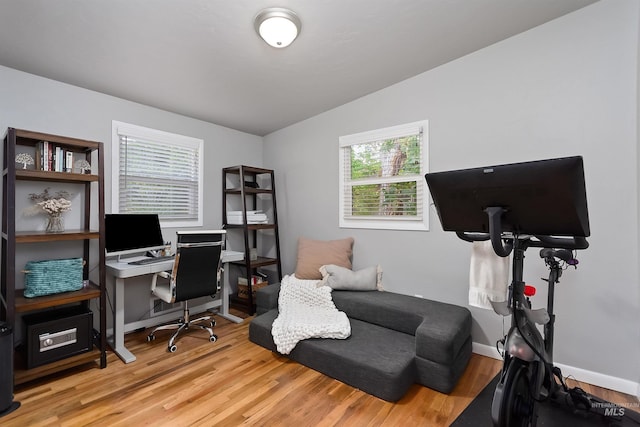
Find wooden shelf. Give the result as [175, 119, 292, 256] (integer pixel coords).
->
[224, 187, 273, 195]
[230, 296, 256, 312]
[13, 128, 101, 150]
[15, 169, 99, 183]
[224, 223, 277, 231]
[15, 282, 101, 313]
[14, 347, 103, 386]
[13, 229, 100, 243]
[223, 165, 274, 175]
[231, 256, 279, 269]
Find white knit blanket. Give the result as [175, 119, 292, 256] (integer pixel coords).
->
[271, 275, 351, 355]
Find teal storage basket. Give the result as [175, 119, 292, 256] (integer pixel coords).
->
[23, 257, 84, 298]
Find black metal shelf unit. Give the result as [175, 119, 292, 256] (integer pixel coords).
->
[222, 165, 282, 314]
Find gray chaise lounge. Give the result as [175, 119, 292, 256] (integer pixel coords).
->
[249, 283, 472, 402]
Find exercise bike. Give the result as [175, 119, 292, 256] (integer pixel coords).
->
[424, 156, 640, 426]
[459, 207, 637, 427]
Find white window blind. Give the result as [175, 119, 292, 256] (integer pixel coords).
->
[339, 120, 429, 231]
[112, 121, 203, 227]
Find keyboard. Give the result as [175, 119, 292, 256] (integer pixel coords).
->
[128, 255, 174, 265]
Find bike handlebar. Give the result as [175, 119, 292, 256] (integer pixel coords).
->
[533, 235, 588, 250]
[455, 206, 589, 257]
[456, 231, 490, 242]
[456, 231, 589, 251]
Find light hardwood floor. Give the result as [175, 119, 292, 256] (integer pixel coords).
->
[4, 311, 638, 426]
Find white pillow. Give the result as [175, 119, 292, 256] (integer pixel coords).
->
[319, 264, 383, 291]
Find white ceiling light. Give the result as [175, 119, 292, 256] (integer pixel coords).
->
[254, 8, 301, 48]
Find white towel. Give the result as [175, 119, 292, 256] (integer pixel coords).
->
[469, 240, 510, 309]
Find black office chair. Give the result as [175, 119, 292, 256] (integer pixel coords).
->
[147, 230, 226, 352]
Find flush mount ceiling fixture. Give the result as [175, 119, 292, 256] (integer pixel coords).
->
[254, 7, 301, 48]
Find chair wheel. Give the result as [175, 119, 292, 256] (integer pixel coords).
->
[147, 334, 155, 342]
[210, 320, 216, 327]
[209, 334, 218, 342]
[168, 345, 177, 353]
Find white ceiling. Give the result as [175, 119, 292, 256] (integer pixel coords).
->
[0, 0, 598, 136]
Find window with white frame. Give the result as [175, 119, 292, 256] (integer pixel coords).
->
[111, 121, 203, 227]
[339, 120, 429, 231]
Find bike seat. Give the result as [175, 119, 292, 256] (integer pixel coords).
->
[540, 248, 573, 262]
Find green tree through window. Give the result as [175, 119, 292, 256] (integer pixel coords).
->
[350, 135, 420, 216]
[339, 120, 429, 231]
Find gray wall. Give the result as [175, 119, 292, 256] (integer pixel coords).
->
[0, 65, 263, 324]
[264, 0, 640, 391]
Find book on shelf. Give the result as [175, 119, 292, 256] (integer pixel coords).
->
[34, 140, 75, 172]
[238, 275, 267, 286]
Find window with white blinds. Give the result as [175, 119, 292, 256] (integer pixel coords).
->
[111, 121, 203, 227]
[339, 120, 429, 231]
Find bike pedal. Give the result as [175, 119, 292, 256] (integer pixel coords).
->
[569, 387, 591, 410]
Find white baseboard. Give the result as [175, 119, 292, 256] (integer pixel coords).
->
[472, 341, 503, 360]
[472, 342, 640, 398]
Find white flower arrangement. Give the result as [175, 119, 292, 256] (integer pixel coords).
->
[37, 197, 72, 215]
[24, 188, 73, 216]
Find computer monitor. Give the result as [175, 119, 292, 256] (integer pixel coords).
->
[105, 214, 166, 259]
[424, 156, 590, 237]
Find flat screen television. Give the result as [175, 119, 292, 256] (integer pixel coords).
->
[105, 214, 165, 259]
[424, 156, 590, 237]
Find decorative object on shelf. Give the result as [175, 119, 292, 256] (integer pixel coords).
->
[23, 257, 84, 298]
[25, 188, 72, 233]
[237, 276, 268, 300]
[74, 159, 91, 174]
[15, 152, 34, 169]
[45, 213, 65, 233]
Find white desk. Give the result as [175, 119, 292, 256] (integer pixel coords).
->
[106, 250, 244, 363]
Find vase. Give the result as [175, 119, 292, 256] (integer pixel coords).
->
[45, 213, 64, 233]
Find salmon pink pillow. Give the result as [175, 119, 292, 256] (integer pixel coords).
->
[294, 237, 354, 280]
